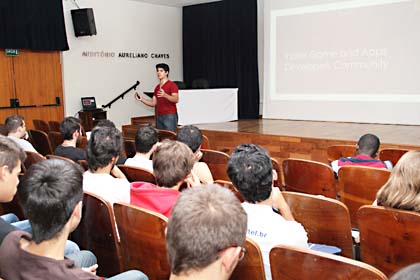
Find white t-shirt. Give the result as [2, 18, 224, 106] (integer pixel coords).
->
[242, 202, 308, 280]
[124, 155, 153, 173]
[7, 135, 38, 153]
[83, 171, 130, 205]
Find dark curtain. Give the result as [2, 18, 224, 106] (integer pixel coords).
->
[0, 0, 69, 50]
[183, 0, 260, 119]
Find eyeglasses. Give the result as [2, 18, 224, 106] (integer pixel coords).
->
[218, 246, 247, 262]
[238, 246, 247, 262]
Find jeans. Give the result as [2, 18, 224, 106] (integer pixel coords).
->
[1, 214, 32, 234]
[108, 270, 149, 280]
[156, 113, 178, 132]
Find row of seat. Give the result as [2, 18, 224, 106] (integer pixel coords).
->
[73, 190, 420, 279]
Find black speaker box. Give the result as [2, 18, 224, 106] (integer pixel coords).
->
[71, 8, 97, 37]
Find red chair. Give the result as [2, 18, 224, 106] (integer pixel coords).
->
[270, 245, 387, 280]
[282, 158, 337, 199]
[358, 206, 420, 276]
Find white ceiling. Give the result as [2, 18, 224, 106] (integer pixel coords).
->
[131, 0, 222, 8]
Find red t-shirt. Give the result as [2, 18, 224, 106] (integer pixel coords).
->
[337, 154, 387, 169]
[154, 80, 178, 116]
[130, 181, 180, 218]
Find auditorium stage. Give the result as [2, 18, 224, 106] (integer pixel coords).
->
[194, 119, 420, 163]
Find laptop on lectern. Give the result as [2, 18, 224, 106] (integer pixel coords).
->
[81, 97, 97, 111]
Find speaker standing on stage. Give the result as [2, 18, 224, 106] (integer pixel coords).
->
[135, 63, 179, 132]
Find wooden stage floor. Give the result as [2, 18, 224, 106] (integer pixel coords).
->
[194, 119, 420, 163]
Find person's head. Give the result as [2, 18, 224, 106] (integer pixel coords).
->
[156, 63, 170, 79]
[166, 184, 247, 279]
[390, 263, 420, 280]
[5, 115, 26, 137]
[0, 135, 26, 202]
[95, 119, 116, 129]
[177, 125, 202, 153]
[60, 117, 82, 141]
[153, 139, 194, 188]
[227, 144, 273, 203]
[87, 126, 122, 171]
[18, 159, 83, 244]
[376, 151, 420, 212]
[356, 134, 381, 158]
[135, 126, 158, 154]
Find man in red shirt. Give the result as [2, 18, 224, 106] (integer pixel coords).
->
[136, 63, 179, 132]
[331, 133, 393, 174]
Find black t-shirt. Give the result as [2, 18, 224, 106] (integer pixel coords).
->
[55, 145, 87, 163]
[0, 218, 16, 244]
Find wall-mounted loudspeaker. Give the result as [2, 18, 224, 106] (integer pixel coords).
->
[71, 8, 97, 37]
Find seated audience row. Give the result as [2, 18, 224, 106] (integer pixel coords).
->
[0, 135, 147, 279]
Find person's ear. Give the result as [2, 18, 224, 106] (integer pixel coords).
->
[73, 201, 83, 219]
[0, 166, 7, 181]
[220, 247, 242, 275]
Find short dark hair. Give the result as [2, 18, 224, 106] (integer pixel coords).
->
[95, 119, 116, 129]
[166, 184, 247, 275]
[0, 135, 26, 171]
[227, 144, 273, 203]
[87, 126, 122, 171]
[135, 126, 158, 154]
[5, 115, 24, 134]
[156, 63, 170, 73]
[153, 140, 194, 188]
[60, 117, 81, 140]
[18, 159, 83, 243]
[357, 133, 380, 157]
[177, 125, 202, 153]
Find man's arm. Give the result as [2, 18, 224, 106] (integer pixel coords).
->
[135, 93, 157, 107]
[272, 187, 295, 221]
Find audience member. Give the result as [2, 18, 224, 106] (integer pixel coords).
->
[166, 184, 247, 280]
[376, 150, 420, 212]
[0, 135, 101, 268]
[130, 139, 200, 217]
[177, 125, 214, 184]
[331, 133, 392, 173]
[124, 126, 158, 172]
[227, 144, 308, 280]
[5, 115, 39, 153]
[390, 263, 420, 280]
[55, 116, 87, 162]
[83, 126, 130, 205]
[0, 134, 28, 239]
[94, 119, 126, 164]
[0, 159, 148, 279]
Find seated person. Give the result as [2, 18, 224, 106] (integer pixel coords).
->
[0, 135, 98, 268]
[130, 140, 200, 218]
[0, 134, 29, 238]
[375, 150, 420, 212]
[227, 144, 308, 280]
[94, 119, 126, 165]
[331, 133, 392, 174]
[124, 126, 158, 173]
[5, 114, 39, 154]
[177, 125, 214, 184]
[166, 184, 247, 280]
[55, 116, 87, 162]
[0, 159, 148, 279]
[83, 126, 130, 205]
